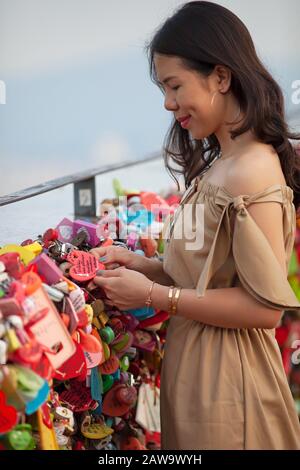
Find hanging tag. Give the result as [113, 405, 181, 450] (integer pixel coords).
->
[67, 251, 105, 282]
[90, 366, 103, 401]
[69, 287, 85, 313]
[21, 273, 75, 369]
[135, 382, 161, 433]
[63, 296, 79, 334]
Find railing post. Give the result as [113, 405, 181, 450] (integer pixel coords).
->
[74, 176, 96, 218]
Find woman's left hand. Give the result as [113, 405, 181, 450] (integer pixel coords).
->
[93, 267, 153, 310]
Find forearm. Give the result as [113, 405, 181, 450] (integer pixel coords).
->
[140, 257, 174, 286]
[151, 284, 282, 329]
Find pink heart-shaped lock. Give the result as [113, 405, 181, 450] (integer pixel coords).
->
[67, 251, 105, 282]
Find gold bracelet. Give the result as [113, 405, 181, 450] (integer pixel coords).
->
[171, 287, 182, 316]
[145, 281, 156, 308]
[168, 285, 175, 314]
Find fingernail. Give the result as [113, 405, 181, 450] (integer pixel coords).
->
[96, 270, 104, 276]
[99, 256, 107, 262]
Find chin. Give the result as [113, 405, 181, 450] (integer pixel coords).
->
[189, 129, 209, 140]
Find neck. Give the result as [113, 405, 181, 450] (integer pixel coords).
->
[214, 99, 257, 159]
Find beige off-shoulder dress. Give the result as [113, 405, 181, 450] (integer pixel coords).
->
[161, 175, 300, 450]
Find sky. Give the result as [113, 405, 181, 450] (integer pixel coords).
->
[0, 0, 299, 201]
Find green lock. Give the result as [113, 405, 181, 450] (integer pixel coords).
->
[100, 326, 115, 344]
[7, 424, 35, 450]
[102, 374, 114, 393]
[120, 356, 130, 372]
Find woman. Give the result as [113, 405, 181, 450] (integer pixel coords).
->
[92, 1, 300, 449]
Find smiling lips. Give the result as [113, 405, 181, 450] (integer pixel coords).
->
[177, 115, 191, 128]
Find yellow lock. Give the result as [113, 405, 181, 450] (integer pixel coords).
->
[0, 245, 36, 265]
[98, 311, 109, 327]
[102, 341, 111, 361]
[85, 304, 94, 323]
[92, 316, 102, 330]
[23, 241, 43, 257]
[6, 328, 21, 353]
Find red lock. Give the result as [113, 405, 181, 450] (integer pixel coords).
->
[67, 251, 105, 282]
[0, 252, 25, 279]
[42, 228, 58, 248]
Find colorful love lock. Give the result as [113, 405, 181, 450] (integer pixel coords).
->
[91, 299, 105, 317]
[115, 385, 137, 407]
[54, 341, 87, 381]
[133, 329, 156, 352]
[102, 384, 137, 417]
[0, 390, 18, 434]
[6, 423, 36, 450]
[22, 241, 43, 257]
[111, 332, 134, 357]
[102, 374, 114, 393]
[118, 312, 139, 332]
[0, 252, 25, 279]
[108, 317, 124, 337]
[76, 328, 104, 369]
[73, 220, 101, 248]
[59, 381, 96, 413]
[32, 253, 64, 285]
[21, 272, 75, 369]
[41, 228, 58, 248]
[119, 372, 129, 384]
[102, 341, 111, 361]
[67, 250, 105, 282]
[54, 406, 75, 433]
[99, 353, 120, 375]
[120, 356, 130, 372]
[0, 245, 36, 266]
[100, 326, 115, 344]
[81, 414, 114, 440]
[0, 297, 23, 317]
[7, 364, 50, 415]
[56, 218, 75, 243]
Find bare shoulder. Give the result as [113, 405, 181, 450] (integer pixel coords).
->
[225, 144, 287, 197]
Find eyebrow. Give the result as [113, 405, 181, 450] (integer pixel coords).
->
[157, 76, 178, 85]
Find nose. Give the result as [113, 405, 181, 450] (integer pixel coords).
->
[164, 94, 178, 112]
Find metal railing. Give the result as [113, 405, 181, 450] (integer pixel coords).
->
[0, 151, 162, 217]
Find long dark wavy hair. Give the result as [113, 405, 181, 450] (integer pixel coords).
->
[145, 1, 300, 210]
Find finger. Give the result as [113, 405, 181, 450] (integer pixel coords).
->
[96, 267, 126, 278]
[92, 276, 110, 288]
[97, 246, 128, 266]
[90, 247, 107, 258]
[104, 262, 121, 270]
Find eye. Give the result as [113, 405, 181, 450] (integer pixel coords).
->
[171, 86, 180, 91]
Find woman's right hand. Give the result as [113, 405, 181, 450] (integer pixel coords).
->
[90, 245, 147, 273]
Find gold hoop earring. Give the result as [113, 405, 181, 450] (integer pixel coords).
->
[210, 90, 219, 107]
